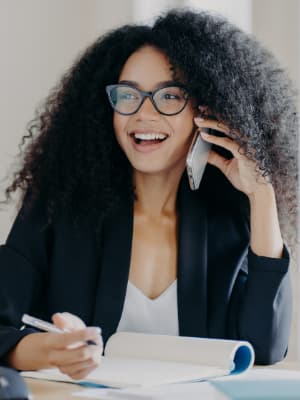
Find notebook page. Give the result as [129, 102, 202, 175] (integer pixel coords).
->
[22, 357, 229, 387]
[85, 357, 229, 387]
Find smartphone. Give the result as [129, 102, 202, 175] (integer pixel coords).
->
[186, 128, 212, 191]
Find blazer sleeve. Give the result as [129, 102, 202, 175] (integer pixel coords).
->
[0, 196, 52, 363]
[228, 244, 292, 365]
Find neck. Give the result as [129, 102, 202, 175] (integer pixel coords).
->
[133, 165, 185, 218]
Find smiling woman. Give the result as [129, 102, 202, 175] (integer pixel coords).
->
[0, 8, 298, 379]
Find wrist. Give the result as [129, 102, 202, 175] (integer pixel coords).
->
[248, 182, 275, 205]
[248, 183, 283, 258]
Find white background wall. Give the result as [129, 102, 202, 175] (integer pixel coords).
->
[0, 0, 299, 358]
[0, 0, 108, 232]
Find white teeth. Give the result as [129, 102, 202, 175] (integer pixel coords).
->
[133, 132, 167, 140]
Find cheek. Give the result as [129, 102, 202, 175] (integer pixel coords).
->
[170, 109, 195, 137]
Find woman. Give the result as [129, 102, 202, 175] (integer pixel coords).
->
[0, 9, 297, 379]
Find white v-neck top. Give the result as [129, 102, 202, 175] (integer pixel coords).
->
[116, 280, 179, 336]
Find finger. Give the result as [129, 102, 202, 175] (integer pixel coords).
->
[49, 341, 102, 366]
[48, 327, 102, 350]
[52, 313, 70, 331]
[200, 131, 241, 158]
[194, 117, 230, 135]
[207, 150, 230, 174]
[66, 364, 99, 381]
[59, 358, 98, 377]
[65, 328, 103, 350]
[52, 312, 86, 331]
[89, 334, 103, 347]
[62, 312, 87, 329]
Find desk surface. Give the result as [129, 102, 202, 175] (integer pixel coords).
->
[26, 361, 300, 400]
[26, 379, 81, 400]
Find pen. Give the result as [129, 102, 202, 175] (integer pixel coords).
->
[21, 313, 100, 346]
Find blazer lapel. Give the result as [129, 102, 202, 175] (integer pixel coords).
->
[177, 174, 208, 338]
[92, 200, 133, 344]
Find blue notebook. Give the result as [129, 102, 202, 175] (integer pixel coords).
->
[211, 380, 300, 399]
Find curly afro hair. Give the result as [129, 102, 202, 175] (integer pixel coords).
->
[2, 8, 298, 248]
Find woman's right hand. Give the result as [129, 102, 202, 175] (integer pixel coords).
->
[7, 312, 103, 380]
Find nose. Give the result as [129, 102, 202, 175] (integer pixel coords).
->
[135, 96, 160, 120]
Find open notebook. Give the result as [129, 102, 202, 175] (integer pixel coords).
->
[22, 332, 254, 388]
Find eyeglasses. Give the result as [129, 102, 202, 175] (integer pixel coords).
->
[105, 84, 189, 116]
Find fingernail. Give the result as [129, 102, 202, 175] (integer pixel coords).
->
[194, 117, 204, 122]
[87, 327, 102, 335]
[201, 131, 210, 138]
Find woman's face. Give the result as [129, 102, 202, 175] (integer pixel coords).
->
[113, 45, 196, 176]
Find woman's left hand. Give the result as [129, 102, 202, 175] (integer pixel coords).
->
[194, 117, 283, 258]
[194, 117, 272, 198]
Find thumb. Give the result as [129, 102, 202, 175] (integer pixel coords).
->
[52, 312, 86, 331]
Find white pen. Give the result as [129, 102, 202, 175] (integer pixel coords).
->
[21, 313, 100, 345]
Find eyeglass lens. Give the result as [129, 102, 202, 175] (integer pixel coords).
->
[108, 85, 188, 115]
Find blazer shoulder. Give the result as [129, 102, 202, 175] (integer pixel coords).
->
[6, 191, 49, 240]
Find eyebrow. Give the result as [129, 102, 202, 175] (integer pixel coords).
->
[118, 79, 183, 89]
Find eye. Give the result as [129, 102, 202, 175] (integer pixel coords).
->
[118, 92, 138, 100]
[162, 93, 180, 100]
[156, 87, 186, 102]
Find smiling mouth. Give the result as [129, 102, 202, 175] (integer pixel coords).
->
[129, 132, 169, 145]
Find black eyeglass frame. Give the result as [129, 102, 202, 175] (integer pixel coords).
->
[105, 83, 190, 116]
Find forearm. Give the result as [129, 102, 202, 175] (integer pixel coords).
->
[7, 332, 52, 370]
[237, 248, 291, 364]
[248, 184, 283, 258]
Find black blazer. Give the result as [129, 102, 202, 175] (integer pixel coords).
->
[0, 168, 292, 365]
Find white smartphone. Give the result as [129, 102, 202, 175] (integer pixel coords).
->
[186, 128, 211, 190]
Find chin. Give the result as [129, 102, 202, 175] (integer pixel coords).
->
[131, 159, 185, 177]
[130, 160, 169, 175]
